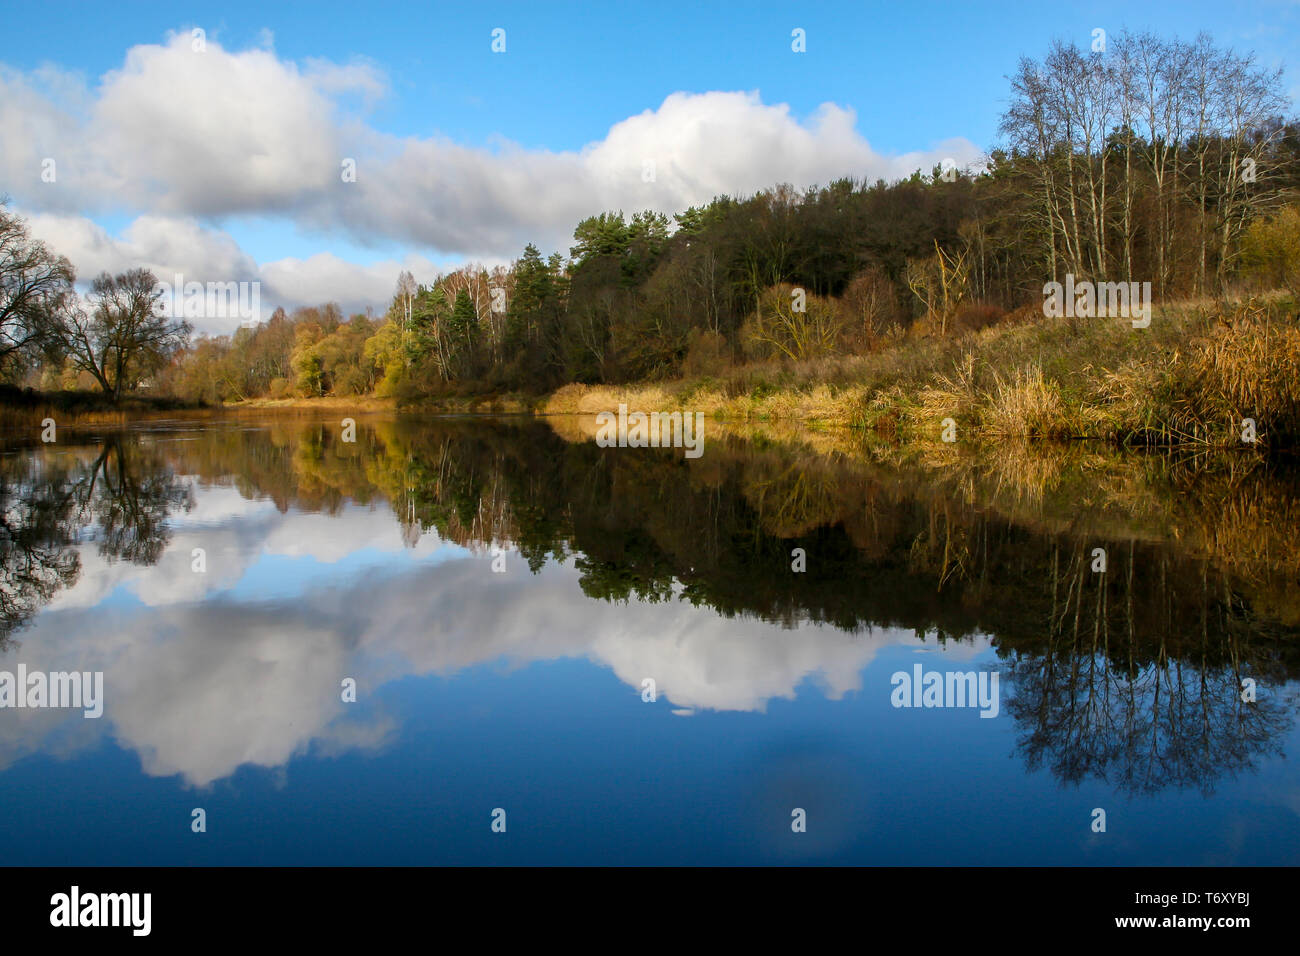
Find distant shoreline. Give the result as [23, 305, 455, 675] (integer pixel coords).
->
[6, 293, 1297, 450]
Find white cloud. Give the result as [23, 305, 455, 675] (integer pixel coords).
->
[18, 212, 449, 332]
[0, 31, 983, 303]
[89, 36, 364, 217]
[25, 213, 258, 283]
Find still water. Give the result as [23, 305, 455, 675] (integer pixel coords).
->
[1, 416, 1297, 864]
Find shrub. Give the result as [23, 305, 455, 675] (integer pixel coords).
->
[740, 284, 843, 362]
[1240, 205, 1300, 295]
[681, 329, 732, 377]
[951, 303, 1006, 334]
[838, 264, 900, 351]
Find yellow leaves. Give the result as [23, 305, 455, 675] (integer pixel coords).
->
[740, 283, 843, 362]
[905, 239, 971, 336]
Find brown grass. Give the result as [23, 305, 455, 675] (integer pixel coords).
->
[540, 295, 1300, 447]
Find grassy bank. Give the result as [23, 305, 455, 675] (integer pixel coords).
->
[0, 387, 527, 430]
[0, 389, 402, 432]
[233, 392, 542, 416]
[8, 295, 1297, 446]
[398, 392, 540, 415]
[542, 295, 1300, 447]
[0, 385, 213, 430]
[229, 394, 398, 413]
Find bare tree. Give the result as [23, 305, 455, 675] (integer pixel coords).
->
[906, 240, 970, 335]
[0, 202, 76, 374]
[1001, 32, 1289, 297]
[53, 269, 192, 400]
[393, 270, 417, 368]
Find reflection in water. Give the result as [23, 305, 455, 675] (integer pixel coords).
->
[0, 436, 192, 645]
[1, 417, 1297, 813]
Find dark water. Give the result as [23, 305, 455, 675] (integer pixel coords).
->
[1, 416, 1298, 865]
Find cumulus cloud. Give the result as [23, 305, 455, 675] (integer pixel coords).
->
[3, 32, 371, 218]
[3, 31, 982, 241]
[25, 213, 259, 283]
[19, 211, 450, 332]
[0, 30, 983, 323]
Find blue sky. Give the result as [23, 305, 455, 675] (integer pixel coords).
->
[9, 1, 1298, 151]
[1, 0, 1295, 328]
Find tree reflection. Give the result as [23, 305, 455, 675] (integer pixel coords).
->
[3, 417, 1297, 795]
[1007, 645, 1291, 796]
[0, 433, 192, 645]
[85, 436, 193, 565]
[0, 453, 83, 645]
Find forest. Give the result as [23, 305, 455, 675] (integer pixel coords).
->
[3, 31, 1298, 409]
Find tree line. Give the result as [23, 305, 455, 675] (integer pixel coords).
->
[1, 30, 1296, 403]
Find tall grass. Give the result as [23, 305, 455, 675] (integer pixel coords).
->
[541, 295, 1300, 447]
[0, 385, 214, 433]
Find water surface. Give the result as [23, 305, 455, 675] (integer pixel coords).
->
[1, 417, 1297, 864]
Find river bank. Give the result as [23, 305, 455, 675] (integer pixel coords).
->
[7, 296, 1296, 448]
[540, 295, 1300, 448]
